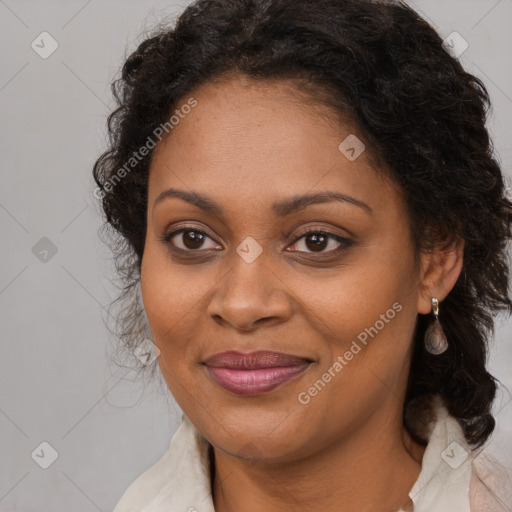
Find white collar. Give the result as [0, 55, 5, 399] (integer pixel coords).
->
[404, 396, 472, 511]
[114, 395, 472, 512]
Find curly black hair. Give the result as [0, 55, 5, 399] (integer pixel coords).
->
[92, 0, 512, 448]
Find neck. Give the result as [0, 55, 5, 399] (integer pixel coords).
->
[211, 406, 426, 512]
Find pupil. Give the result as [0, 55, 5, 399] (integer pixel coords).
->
[184, 231, 204, 249]
[306, 233, 327, 252]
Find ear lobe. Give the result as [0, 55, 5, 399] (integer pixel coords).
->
[417, 237, 465, 315]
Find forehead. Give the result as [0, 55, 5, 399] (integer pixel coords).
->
[148, 76, 401, 216]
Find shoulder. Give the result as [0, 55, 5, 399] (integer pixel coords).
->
[112, 414, 214, 512]
[405, 394, 512, 512]
[469, 449, 512, 512]
[112, 415, 191, 512]
[112, 440, 176, 512]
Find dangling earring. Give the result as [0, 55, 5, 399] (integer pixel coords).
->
[424, 297, 448, 355]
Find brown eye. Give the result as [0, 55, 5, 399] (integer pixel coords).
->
[182, 230, 206, 249]
[288, 229, 352, 255]
[163, 228, 221, 251]
[303, 232, 329, 252]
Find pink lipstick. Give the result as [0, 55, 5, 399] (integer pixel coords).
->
[203, 350, 311, 395]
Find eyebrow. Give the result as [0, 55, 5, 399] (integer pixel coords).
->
[153, 187, 373, 217]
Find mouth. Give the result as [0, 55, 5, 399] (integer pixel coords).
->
[203, 350, 313, 395]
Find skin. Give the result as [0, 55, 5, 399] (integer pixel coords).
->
[140, 74, 464, 512]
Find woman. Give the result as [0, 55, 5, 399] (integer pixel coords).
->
[93, 0, 512, 510]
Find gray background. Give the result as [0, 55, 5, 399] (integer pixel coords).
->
[1, 1, 511, 510]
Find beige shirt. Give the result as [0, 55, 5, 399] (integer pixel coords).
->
[113, 396, 511, 511]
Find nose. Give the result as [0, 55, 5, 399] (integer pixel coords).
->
[206, 249, 293, 332]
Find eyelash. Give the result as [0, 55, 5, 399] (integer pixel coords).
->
[159, 225, 353, 257]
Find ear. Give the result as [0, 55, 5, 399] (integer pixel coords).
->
[417, 237, 465, 315]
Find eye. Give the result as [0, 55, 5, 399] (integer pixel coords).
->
[161, 227, 221, 251]
[287, 229, 352, 254]
[160, 225, 352, 256]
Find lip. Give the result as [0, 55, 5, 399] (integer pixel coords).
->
[203, 350, 312, 395]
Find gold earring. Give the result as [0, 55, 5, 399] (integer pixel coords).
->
[424, 297, 448, 355]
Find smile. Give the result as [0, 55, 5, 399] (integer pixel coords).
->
[203, 350, 312, 395]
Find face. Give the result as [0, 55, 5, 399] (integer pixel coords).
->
[141, 75, 425, 463]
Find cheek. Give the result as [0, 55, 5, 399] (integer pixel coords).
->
[140, 246, 205, 365]
[296, 245, 418, 395]
[140, 238, 210, 325]
[299, 253, 414, 346]
[140, 258, 201, 405]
